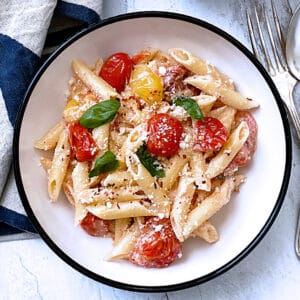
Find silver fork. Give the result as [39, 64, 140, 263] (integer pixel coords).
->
[247, 3, 300, 259]
[247, 3, 300, 141]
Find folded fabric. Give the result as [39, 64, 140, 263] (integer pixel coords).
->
[0, 0, 103, 237]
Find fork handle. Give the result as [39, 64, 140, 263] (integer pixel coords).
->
[296, 208, 300, 258]
[286, 89, 300, 141]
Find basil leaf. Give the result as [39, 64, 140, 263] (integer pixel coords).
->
[80, 98, 120, 128]
[173, 96, 204, 120]
[136, 145, 165, 178]
[89, 151, 119, 178]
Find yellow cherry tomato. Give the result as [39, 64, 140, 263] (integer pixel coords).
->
[130, 65, 164, 104]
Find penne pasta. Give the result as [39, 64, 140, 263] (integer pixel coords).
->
[114, 218, 132, 243]
[184, 75, 259, 110]
[171, 164, 196, 242]
[108, 221, 140, 260]
[92, 124, 109, 155]
[40, 157, 52, 173]
[161, 152, 189, 193]
[63, 94, 97, 123]
[93, 57, 104, 75]
[190, 152, 211, 192]
[206, 121, 250, 178]
[120, 123, 147, 162]
[168, 48, 234, 89]
[89, 124, 110, 187]
[192, 94, 217, 115]
[209, 105, 236, 133]
[86, 201, 156, 220]
[191, 220, 219, 243]
[34, 122, 64, 150]
[126, 151, 170, 217]
[102, 171, 134, 187]
[48, 128, 70, 202]
[72, 161, 90, 224]
[77, 186, 145, 205]
[183, 178, 235, 239]
[71, 59, 120, 99]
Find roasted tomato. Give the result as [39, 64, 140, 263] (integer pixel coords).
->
[80, 212, 110, 237]
[223, 111, 258, 176]
[128, 217, 182, 268]
[194, 117, 228, 152]
[130, 65, 164, 104]
[68, 122, 98, 162]
[132, 49, 154, 65]
[99, 52, 133, 93]
[147, 113, 183, 157]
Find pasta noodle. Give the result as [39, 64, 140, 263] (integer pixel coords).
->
[35, 47, 258, 268]
[191, 221, 219, 243]
[71, 59, 120, 100]
[183, 178, 235, 239]
[34, 122, 64, 150]
[171, 163, 196, 242]
[168, 48, 234, 89]
[47, 128, 70, 202]
[184, 75, 259, 110]
[206, 121, 250, 178]
[72, 161, 90, 224]
[126, 151, 170, 216]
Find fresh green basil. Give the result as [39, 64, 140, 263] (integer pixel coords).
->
[173, 96, 204, 120]
[89, 151, 119, 178]
[136, 145, 165, 178]
[80, 98, 120, 128]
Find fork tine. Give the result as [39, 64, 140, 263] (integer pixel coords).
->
[271, 0, 286, 58]
[254, 6, 274, 74]
[264, 9, 285, 72]
[246, 10, 260, 59]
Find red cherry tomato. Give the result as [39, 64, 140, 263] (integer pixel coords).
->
[99, 52, 133, 93]
[194, 117, 228, 152]
[128, 217, 182, 268]
[68, 123, 98, 162]
[147, 113, 183, 157]
[80, 212, 110, 237]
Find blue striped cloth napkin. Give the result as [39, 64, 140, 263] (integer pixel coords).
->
[0, 0, 103, 238]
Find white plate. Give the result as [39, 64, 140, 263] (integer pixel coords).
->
[13, 12, 291, 292]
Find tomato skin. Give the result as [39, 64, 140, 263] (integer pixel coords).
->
[147, 113, 183, 157]
[194, 117, 228, 152]
[128, 217, 182, 268]
[99, 52, 133, 93]
[80, 212, 110, 237]
[68, 123, 98, 162]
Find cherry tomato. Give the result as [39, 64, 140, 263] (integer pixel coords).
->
[147, 113, 183, 157]
[99, 52, 133, 93]
[128, 217, 182, 268]
[223, 112, 258, 176]
[194, 117, 228, 152]
[80, 212, 110, 237]
[68, 122, 98, 162]
[131, 49, 153, 65]
[130, 65, 164, 104]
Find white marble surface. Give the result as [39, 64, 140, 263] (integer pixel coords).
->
[1, 0, 300, 299]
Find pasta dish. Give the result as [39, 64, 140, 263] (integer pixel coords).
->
[34, 48, 258, 268]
